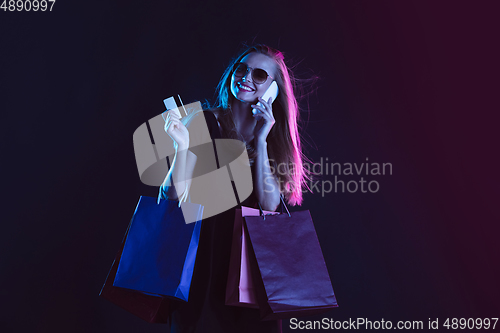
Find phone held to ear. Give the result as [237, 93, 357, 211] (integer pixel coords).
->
[252, 81, 279, 115]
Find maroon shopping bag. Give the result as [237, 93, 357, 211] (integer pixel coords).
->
[100, 241, 171, 323]
[226, 207, 278, 308]
[243, 202, 338, 320]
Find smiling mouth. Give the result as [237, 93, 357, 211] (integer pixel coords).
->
[238, 83, 254, 92]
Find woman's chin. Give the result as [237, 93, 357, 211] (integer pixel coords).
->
[233, 94, 257, 105]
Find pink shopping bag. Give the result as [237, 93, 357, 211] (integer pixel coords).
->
[225, 206, 278, 308]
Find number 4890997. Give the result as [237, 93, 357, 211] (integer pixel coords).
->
[1, 0, 56, 11]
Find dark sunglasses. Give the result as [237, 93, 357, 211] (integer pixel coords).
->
[232, 62, 273, 85]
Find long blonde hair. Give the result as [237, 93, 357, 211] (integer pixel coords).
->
[213, 44, 309, 206]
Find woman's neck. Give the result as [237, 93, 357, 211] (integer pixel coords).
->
[230, 99, 257, 143]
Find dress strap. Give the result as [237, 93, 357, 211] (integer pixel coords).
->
[202, 110, 223, 139]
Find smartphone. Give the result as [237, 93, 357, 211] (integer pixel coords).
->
[252, 81, 279, 114]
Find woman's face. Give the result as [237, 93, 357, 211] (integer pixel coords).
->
[230, 52, 278, 104]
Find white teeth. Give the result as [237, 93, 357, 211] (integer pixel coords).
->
[239, 83, 252, 91]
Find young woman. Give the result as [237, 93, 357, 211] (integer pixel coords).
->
[159, 44, 309, 333]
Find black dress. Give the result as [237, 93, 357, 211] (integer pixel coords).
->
[163, 111, 282, 333]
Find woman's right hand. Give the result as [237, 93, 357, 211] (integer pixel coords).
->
[163, 110, 189, 150]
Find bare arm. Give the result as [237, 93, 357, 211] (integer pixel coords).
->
[158, 111, 197, 201]
[159, 147, 197, 201]
[251, 96, 282, 211]
[254, 140, 281, 211]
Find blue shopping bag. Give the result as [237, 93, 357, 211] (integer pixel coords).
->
[112, 196, 203, 302]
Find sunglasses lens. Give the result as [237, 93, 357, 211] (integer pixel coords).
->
[253, 69, 268, 84]
[233, 63, 269, 84]
[233, 63, 247, 77]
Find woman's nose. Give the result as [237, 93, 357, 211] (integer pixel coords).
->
[241, 71, 252, 83]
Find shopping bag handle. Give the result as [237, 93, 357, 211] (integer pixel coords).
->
[257, 195, 291, 220]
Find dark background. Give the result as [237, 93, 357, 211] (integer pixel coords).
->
[2, 1, 499, 332]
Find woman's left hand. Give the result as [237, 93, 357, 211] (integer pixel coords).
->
[251, 97, 275, 146]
